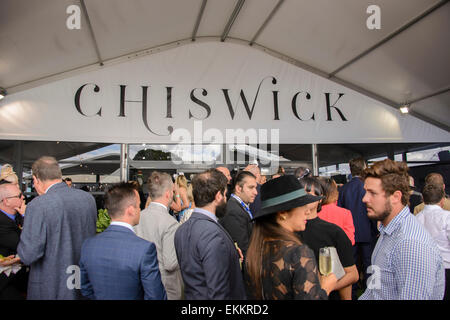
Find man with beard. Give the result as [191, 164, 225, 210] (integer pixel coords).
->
[134, 171, 182, 300]
[174, 169, 246, 299]
[359, 159, 445, 300]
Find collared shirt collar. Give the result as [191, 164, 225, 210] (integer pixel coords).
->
[194, 207, 218, 223]
[151, 201, 168, 211]
[110, 221, 136, 234]
[231, 193, 249, 208]
[45, 181, 61, 194]
[423, 204, 442, 210]
[231, 193, 253, 219]
[379, 206, 410, 236]
[0, 209, 16, 222]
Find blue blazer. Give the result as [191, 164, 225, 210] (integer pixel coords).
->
[175, 212, 246, 300]
[80, 225, 167, 300]
[338, 177, 378, 243]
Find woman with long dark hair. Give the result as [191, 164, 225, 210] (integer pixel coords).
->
[245, 175, 337, 300]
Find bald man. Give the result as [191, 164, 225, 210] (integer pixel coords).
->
[216, 166, 232, 200]
[0, 181, 28, 299]
[216, 167, 231, 183]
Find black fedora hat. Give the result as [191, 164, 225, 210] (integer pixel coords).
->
[254, 175, 323, 220]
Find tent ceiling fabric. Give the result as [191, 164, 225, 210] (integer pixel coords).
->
[1, 0, 449, 132]
[0, 141, 111, 167]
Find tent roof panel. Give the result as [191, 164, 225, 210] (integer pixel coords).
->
[255, 0, 438, 73]
[0, 0, 98, 88]
[336, 3, 450, 104]
[83, 0, 201, 60]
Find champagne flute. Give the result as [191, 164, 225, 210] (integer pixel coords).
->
[319, 247, 332, 276]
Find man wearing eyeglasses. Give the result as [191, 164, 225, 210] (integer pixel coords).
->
[0, 181, 27, 299]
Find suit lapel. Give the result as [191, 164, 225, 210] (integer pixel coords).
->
[192, 211, 236, 246]
[230, 197, 251, 220]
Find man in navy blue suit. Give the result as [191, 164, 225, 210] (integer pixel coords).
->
[175, 169, 246, 300]
[338, 158, 378, 299]
[80, 182, 166, 300]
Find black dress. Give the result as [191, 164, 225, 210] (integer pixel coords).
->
[245, 239, 328, 300]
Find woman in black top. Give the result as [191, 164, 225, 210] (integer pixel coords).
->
[297, 177, 359, 300]
[245, 175, 337, 300]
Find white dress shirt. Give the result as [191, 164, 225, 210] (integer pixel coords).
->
[110, 221, 136, 234]
[416, 204, 450, 269]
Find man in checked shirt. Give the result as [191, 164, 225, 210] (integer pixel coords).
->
[359, 159, 445, 300]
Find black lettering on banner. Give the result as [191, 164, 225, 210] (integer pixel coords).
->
[119, 85, 173, 136]
[74, 83, 102, 117]
[166, 86, 173, 118]
[292, 91, 314, 121]
[189, 88, 211, 120]
[272, 90, 280, 120]
[222, 76, 277, 120]
[325, 93, 347, 121]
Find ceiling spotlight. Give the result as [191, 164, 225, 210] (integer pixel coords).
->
[399, 105, 409, 114]
[0, 87, 6, 100]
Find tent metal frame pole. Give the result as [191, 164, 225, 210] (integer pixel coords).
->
[191, 0, 208, 41]
[409, 86, 450, 105]
[328, 0, 449, 77]
[311, 144, 319, 176]
[14, 141, 23, 189]
[120, 143, 129, 182]
[221, 0, 246, 42]
[249, 0, 285, 46]
[79, 0, 104, 66]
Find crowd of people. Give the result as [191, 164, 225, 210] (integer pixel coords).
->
[0, 156, 449, 300]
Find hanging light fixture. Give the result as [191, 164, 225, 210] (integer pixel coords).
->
[399, 104, 410, 114]
[0, 87, 7, 100]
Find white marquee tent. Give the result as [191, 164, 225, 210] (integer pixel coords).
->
[1, 0, 449, 176]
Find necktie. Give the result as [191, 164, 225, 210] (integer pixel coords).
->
[232, 194, 253, 219]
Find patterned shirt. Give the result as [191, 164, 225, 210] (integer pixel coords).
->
[359, 206, 445, 300]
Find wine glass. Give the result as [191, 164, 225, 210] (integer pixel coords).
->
[319, 247, 332, 276]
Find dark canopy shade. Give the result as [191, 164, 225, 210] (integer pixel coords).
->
[0, 140, 111, 170]
[1, 140, 448, 177]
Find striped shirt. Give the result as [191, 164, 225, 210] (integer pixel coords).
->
[359, 206, 445, 300]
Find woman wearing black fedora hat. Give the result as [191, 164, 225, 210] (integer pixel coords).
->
[245, 175, 337, 300]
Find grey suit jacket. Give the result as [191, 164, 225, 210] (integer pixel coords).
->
[17, 182, 97, 300]
[134, 202, 183, 300]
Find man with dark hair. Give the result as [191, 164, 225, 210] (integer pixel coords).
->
[220, 171, 257, 257]
[244, 164, 262, 219]
[416, 183, 450, 300]
[17, 156, 97, 300]
[63, 177, 72, 188]
[174, 169, 246, 299]
[134, 172, 182, 300]
[359, 159, 444, 300]
[338, 157, 378, 299]
[294, 166, 311, 180]
[80, 182, 166, 300]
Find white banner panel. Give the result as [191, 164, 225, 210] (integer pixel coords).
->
[1, 42, 449, 144]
